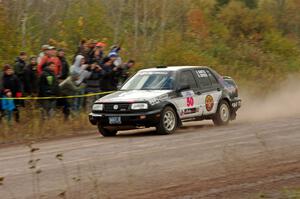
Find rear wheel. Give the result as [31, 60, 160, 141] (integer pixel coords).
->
[213, 100, 231, 126]
[98, 125, 118, 137]
[156, 107, 178, 135]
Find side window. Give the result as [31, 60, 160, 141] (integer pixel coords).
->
[179, 71, 198, 89]
[195, 70, 212, 88]
[206, 70, 218, 85]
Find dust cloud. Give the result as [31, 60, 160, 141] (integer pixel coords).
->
[238, 76, 300, 122]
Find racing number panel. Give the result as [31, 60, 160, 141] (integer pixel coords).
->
[174, 70, 203, 119]
[173, 69, 224, 120]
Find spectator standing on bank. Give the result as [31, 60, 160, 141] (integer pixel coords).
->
[109, 45, 122, 67]
[88, 42, 106, 64]
[57, 49, 70, 81]
[2, 65, 22, 123]
[100, 57, 120, 91]
[119, 60, 135, 84]
[1, 89, 15, 125]
[75, 39, 91, 61]
[37, 44, 50, 64]
[70, 55, 91, 111]
[23, 56, 38, 96]
[14, 51, 27, 87]
[59, 71, 83, 120]
[85, 62, 103, 110]
[38, 62, 59, 120]
[38, 46, 62, 77]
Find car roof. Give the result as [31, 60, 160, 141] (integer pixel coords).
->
[140, 66, 210, 72]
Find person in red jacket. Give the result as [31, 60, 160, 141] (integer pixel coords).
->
[37, 46, 62, 77]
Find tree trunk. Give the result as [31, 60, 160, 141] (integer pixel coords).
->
[160, 0, 167, 43]
[134, 0, 139, 56]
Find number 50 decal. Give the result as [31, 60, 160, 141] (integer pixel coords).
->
[187, 97, 194, 107]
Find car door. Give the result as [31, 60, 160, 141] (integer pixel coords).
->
[194, 69, 223, 116]
[173, 70, 203, 119]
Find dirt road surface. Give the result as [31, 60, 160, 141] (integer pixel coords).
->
[0, 117, 299, 199]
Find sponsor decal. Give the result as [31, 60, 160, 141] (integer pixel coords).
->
[205, 95, 214, 112]
[186, 97, 194, 107]
[139, 71, 169, 75]
[148, 94, 169, 105]
[181, 90, 194, 98]
[181, 108, 199, 115]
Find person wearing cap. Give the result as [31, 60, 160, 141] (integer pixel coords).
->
[37, 46, 62, 77]
[57, 49, 70, 81]
[2, 65, 22, 123]
[59, 70, 84, 120]
[37, 44, 50, 64]
[85, 62, 104, 111]
[1, 89, 15, 125]
[87, 42, 107, 64]
[100, 57, 120, 91]
[14, 51, 27, 86]
[108, 51, 121, 65]
[119, 60, 136, 84]
[23, 56, 38, 96]
[38, 62, 60, 120]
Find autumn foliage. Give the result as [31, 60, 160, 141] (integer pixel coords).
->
[0, 0, 300, 94]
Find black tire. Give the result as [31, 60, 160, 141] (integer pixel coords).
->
[213, 100, 231, 126]
[98, 125, 118, 137]
[156, 106, 178, 135]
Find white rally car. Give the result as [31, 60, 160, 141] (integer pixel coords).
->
[89, 66, 241, 136]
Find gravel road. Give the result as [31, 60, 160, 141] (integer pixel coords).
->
[0, 117, 299, 199]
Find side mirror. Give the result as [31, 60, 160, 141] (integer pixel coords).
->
[177, 84, 191, 92]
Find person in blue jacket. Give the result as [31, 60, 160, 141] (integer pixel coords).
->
[1, 89, 15, 125]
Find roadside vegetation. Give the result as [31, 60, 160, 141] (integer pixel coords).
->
[0, 106, 94, 144]
[1, 0, 300, 95]
[1, 0, 300, 142]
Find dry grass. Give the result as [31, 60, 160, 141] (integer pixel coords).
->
[0, 101, 95, 145]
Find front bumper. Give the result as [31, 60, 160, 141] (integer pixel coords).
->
[89, 109, 162, 127]
[231, 98, 242, 110]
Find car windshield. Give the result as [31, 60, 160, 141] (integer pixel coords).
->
[121, 71, 175, 90]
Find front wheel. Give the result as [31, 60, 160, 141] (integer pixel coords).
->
[98, 125, 118, 137]
[156, 107, 178, 135]
[213, 100, 231, 126]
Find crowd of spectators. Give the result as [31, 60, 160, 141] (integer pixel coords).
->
[0, 40, 136, 124]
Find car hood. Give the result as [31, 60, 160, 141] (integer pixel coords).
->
[96, 90, 172, 103]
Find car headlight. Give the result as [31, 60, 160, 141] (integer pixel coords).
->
[93, 104, 104, 111]
[131, 103, 148, 110]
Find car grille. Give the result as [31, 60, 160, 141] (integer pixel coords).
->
[93, 103, 131, 114]
[105, 103, 130, 112]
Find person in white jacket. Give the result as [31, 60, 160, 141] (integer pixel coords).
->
[69, 55, 91, 111]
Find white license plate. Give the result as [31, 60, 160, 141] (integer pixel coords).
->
[109, 117, 122, 124]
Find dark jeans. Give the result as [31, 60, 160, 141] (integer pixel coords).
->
[40, 100, 56, 120]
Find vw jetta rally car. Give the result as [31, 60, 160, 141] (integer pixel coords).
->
[89, 66, 241, 136]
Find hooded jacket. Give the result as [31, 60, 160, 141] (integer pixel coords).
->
[70, 55, 91, 85]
